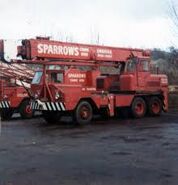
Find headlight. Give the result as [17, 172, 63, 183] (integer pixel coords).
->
[3, 95, 8, 99]
[34, 90, 40, 99]
[35, 93, 39, 99]
[55, 92, 60, 100]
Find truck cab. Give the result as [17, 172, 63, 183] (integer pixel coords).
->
[0, 77, 33, 120]
[96, 57, 168, 93]
[120, 57, 168, 91]
[31, 65, 101, 115]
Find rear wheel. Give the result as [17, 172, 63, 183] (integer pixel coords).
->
[74, 101, 93, 125]
[131, 97, 146, 118]
[19, 99, 34, 119]
[0, 109, 14, 121]
[148, 97, 162, 116]
[42, 111, 62, 124]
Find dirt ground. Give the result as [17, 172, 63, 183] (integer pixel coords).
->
[0, 111, 178, 185]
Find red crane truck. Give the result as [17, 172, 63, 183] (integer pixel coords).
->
[0, 40, 35, 120]
[0, 62, 35, 120]
[16, 37, 168, 124]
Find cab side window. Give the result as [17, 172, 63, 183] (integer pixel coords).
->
[140, 61, 149, 72]
[51, 73, 63, 83]
[127, 60, 136, 72]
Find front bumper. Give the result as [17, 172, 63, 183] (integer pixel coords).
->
[0, 101, 10, 109]
[31, 100, 66, 111]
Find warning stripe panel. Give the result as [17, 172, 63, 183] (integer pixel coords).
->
[0, 101, 10, 109]
[31, 101, 66, 111]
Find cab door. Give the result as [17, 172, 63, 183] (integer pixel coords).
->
[137, 59, 150, 89]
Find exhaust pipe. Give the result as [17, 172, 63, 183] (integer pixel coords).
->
[0, 40, 5, 61]
[0, 40, 10, 63]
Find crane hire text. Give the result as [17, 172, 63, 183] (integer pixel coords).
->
[37, 44, 80, 56]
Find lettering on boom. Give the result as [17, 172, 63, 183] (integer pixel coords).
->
[37, 43, 113, 59]
[96, 48, 112, 58]
[37, 44, 80, 56]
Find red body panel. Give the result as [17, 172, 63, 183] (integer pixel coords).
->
[115, 95, 135, 107]
[0, 86, 28, 108]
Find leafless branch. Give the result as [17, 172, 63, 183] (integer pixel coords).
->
[169, 0, 178, 28]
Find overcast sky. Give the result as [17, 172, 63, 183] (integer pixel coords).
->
[0, 0, 178, 50]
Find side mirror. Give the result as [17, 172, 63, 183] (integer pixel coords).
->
[156, 67, 159, 74]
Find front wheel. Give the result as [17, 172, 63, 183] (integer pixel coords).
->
[131, 97, 146, 118]
[19, 99, 34, 119]
[74, 101, 93, 125]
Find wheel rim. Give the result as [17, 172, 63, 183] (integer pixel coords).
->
[80, 106, 91, 120]
[135, 102, 144, 115]
[152, 101, 160, 114]
[25, 105, 32, 114]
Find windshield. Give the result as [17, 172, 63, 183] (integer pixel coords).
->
[32, 71, 43, 84]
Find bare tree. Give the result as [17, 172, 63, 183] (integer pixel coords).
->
[169, 0, 178, 28]
[90, 26, 101, 45]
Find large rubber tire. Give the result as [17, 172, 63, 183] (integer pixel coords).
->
[0, 109, 14, 121]
[42, 111, 62, 124]
[148, 97, 162, 116]
[19, 99, 34, 119]
[131, 97, 146, 118]
[74, 101, 93, 125]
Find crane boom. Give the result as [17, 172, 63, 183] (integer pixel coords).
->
[0, 62, 34, 82]
[17, 37, 150, 62]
